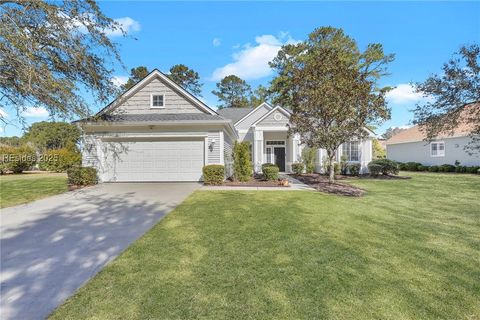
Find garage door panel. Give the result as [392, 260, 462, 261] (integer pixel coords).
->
[103, 140, 204, 182]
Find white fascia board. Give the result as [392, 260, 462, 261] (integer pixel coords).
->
[250, 105, 291, 127]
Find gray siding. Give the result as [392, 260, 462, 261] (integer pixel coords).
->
[207, 131, 221, 164]
[114, 77, 204, 115]
[387, 136, 479, 166]
[235, 104, 271, 130]
[256, 110, 289, 128]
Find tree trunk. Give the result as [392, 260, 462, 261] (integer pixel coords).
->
[327, 151, 335, 184]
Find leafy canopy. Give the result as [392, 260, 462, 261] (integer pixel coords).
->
[413, 44, 480, 154]
[24, 121, 81, 151]
[0, 0, 124, 123]
[270, 26, 393, 182]
[212, 75, 252, 108]
[168, 64, 203, 96]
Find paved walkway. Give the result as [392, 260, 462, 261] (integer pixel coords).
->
[0, 183, 200, 320]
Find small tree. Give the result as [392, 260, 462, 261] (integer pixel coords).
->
[413, 44, 480, 154]
[270, 27, 393, 183]
[232, 141, 252, 182]
[212, 75, 251, 109]
[372, 139, 386, 159]
[302, 147, 316, 173]
[24, 121, 81, 151]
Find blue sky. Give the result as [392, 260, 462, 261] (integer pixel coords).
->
[2, 1, 479, 137]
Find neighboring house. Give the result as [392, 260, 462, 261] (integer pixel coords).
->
[386, 111, 479, 166]
[77, 69, 373, 182]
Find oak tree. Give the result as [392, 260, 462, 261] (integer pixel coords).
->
[270, 27, 393, 182]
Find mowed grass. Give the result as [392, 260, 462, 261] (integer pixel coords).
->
[50, 173, 480, 319]
[0, 172, 68, 208]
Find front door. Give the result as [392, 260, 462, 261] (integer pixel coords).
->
[274, 147, 286, 172]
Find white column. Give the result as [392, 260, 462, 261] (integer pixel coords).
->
[253, 129, 264, 172]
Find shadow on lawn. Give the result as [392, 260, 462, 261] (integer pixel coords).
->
[0, 187, 176, 320]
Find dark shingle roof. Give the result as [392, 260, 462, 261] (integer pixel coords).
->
[78, 113, 226, 123]
[217, 108, 253, 123]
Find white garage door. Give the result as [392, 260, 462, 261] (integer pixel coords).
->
[103, 139, 205, 182]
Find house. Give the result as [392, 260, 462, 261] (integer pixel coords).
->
[386, 107, 479, 166]
[78, 69, 373, 182]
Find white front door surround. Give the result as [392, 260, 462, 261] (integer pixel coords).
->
[253, 128, 300, 173]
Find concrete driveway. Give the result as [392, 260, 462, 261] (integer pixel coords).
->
[0, 183, 200, 320]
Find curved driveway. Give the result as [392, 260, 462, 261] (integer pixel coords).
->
[0, 183, 200, 320]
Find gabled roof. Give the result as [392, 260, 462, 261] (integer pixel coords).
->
[217, 108, 253, 123]
[234, 102, 273, 126]
[386, 103, 478, 145]
[97, 69, 217, 116]
[251, 105, 291, 127]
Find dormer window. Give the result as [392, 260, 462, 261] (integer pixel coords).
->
[151, 94, 165, 108]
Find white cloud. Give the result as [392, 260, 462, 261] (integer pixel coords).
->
[105, 17, 141, 37]
[111, 75, 129, 87]
[213, 38, 221, 47]
[211, 33, 299, 81]
[386, 84, 426, 104]
[22, 107, 49, 118]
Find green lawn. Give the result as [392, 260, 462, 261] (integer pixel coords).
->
[0, 172, 68, 208]
[50, 173, 479, 319]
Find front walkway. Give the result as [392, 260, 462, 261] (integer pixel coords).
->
[0, 183, 200, 320]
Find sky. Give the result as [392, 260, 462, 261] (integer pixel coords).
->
[1, 1, 479, 137]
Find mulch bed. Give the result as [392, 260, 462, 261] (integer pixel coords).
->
[292, 174, 365, 197]
[357, 174, 411, 180]
[68, 184, 95, 191]
[221, 176, 289, 187]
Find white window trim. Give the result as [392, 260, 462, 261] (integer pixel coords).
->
[342, 141, 360, 162]
[264, 140, 286, 165]
[431, 141, 445, 157]
[150, 93, 165, 108]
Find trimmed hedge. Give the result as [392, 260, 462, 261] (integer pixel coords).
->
[397, 161, 479, 174]
[347, 163, 361, 176]
[67, 166, 98, 186]
[263, 164, 279, 181]
[368, 159, 399, 176]
[202, 165, 225, 185]
[262, 163, 275, 171]
[0, 145, 36, 174]
[368, 164, 382, 177]
[439, 164, 456, 172]
[291, 162, 304, 175]
[39, 148, 81, 172]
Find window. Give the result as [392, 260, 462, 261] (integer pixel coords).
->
[266, 141, 285, 145]
[342, 141, 359, 161]
[431, 142, 445, 157]
[266, 147, 273, 163]
[151, 94, 164, 108]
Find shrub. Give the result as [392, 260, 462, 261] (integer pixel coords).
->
[347, 163, 361, 176]
[263, 165, 279, 181]
[368, 159, 399, 175]
[302, 147, 316, 174]
[0, 145, 36, 174]
[478, 168, 480, 175]
[368, 164, 382, 177]
[202, 165, 225, 185]
[466, 166, 479, 174]
[340, 155, 348, 175]
[455, 165, 467, 173]
[232, 141, 252, 182]
[262, 163, 275, 171]
[428, 165, 439, 172]
[440, 164, 455, 172]
[397, 162, 407, 171]
[417, 165, 428, 172]
[39, 148, 81, 172]
[291, 162, 304, 175]
[404, 162, 422, 171]
[67, 166, 98, 186]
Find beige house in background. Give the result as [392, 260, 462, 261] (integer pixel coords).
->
[386, 107, 479, 166]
